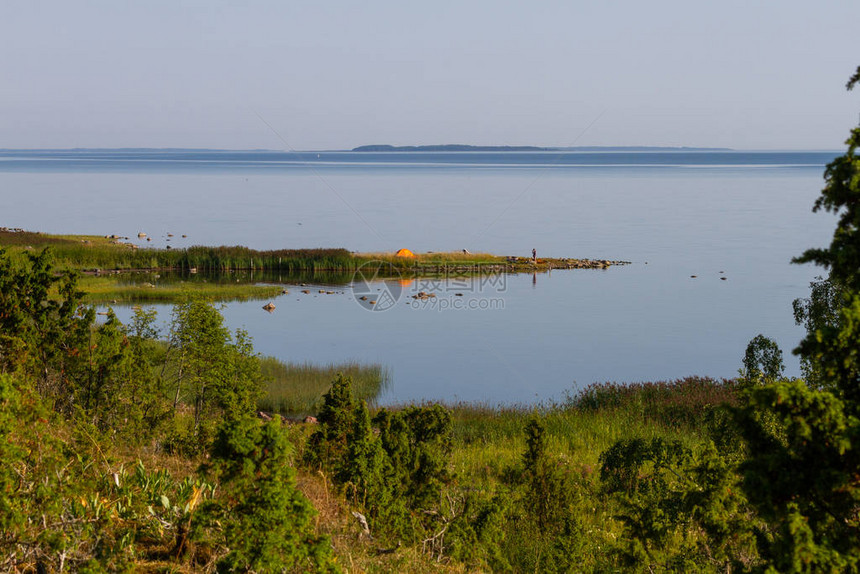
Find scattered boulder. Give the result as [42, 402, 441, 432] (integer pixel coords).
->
[411, 292, 436, 300]
[257, 411, 273, 422]
[262, 302, 276, 312]
[352, 511, 371, 539]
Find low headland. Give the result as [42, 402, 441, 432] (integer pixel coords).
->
[0, 228, 628, 303]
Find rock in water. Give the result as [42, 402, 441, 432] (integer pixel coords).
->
[262, 302, 276, 312]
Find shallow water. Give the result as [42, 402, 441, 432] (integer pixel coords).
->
[0, 150, 839, 404]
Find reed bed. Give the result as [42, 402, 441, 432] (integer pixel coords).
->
[258, 358, 391, 416]
[177, 246, 358, 272]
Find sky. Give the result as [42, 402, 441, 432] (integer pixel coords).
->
[2, 1, 859, 150]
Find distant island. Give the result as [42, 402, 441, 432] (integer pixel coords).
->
[352, 144, 734, 152]
[350, 144, 733, 152]
[353, 144, 548, 152]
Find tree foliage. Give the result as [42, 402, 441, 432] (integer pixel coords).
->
[735, 65, 860, 572]
[741, 334, 785, 384]
[793, 276, 844, 388]
[600, 437, 756, 572]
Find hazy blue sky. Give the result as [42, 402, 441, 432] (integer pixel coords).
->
[2, 1, 859, 150]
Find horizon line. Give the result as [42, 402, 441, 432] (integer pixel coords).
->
[0, 145, 847, 153]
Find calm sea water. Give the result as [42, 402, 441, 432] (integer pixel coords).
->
[0, 149, 840, 404]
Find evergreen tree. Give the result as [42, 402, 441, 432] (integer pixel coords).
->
[204, 417, 337, 573]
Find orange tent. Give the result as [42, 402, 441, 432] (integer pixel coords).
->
[395, 248, 415, 258]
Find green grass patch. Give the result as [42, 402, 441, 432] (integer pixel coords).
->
[441, 377, 738, 487]
[78, 274, 284, 303]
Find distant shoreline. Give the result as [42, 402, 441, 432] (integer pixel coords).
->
[2, 146, 847, 154]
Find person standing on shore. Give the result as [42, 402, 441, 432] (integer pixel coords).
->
[532, 248, 537, 263]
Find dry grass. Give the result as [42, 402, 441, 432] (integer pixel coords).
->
[296, 469, 468, 574]
[358, 251, 506, 265]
